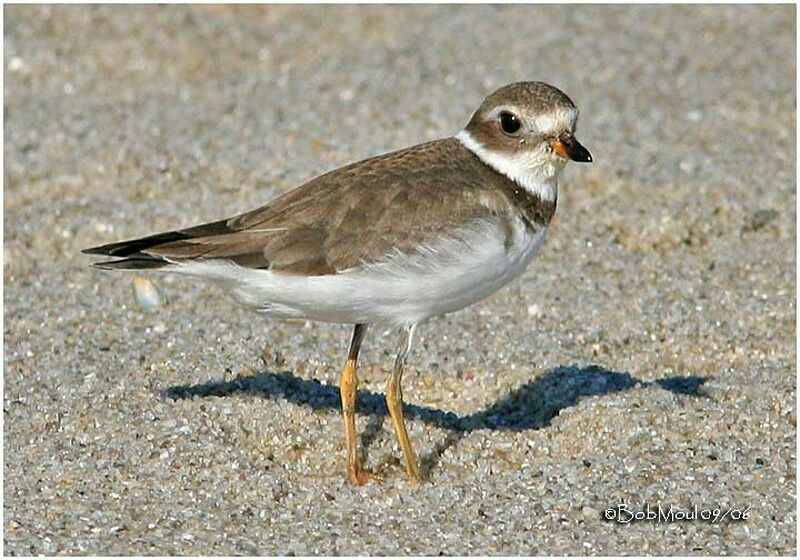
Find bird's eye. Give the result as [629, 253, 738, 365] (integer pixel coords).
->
[499, 111, 521, 135]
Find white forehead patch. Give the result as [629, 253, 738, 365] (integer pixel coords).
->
[531, 106, 579, 134]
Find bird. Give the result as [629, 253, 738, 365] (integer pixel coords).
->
[84, 81, 592, 486]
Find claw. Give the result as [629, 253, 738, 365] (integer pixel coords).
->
[347, 467, 380, 486]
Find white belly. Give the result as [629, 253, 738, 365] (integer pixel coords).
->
[174, 219, 548, 326]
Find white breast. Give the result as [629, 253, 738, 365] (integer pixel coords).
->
[173, 218, 548, 326]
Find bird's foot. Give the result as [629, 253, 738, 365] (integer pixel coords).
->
[347, 466, 381, 486]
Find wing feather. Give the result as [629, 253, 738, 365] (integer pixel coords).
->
[86, 138, 519, 275]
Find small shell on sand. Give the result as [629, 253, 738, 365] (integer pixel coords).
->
[132, 276, 162, 310]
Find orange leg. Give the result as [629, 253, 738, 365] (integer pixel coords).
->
[340, 324, 371, 485]
[385, 324, 421, 485]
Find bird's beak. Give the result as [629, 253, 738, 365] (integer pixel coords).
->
[551, 134, 593, 163]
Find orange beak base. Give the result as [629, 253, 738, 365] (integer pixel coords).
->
[551, 139, 570, 159]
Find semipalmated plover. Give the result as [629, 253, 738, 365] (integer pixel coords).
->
[85, 81, 592, 485]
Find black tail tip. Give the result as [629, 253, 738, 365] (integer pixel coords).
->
[90, 258, 167, 270]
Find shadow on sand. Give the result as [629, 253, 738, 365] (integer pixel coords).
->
[165, 364, 710, 476]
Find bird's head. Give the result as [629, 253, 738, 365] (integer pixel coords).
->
[457, 81, 591, 199]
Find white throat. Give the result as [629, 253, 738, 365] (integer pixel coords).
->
[456, 130, 559, 202]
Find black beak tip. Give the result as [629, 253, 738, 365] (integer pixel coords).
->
[563, 136, 592, 163]
[571, 145, 593, 163]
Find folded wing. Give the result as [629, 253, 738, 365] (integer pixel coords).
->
[84, 138, 509, 275]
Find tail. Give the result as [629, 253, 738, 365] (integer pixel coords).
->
[83, 219, 231, 271]
[83, 231, 181, 270]
[90, 257, 171, 270]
